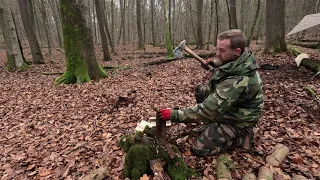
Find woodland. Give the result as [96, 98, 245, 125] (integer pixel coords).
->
[0, 0, 319, 179]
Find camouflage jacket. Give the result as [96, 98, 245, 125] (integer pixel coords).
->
[170, 51, 264, 128]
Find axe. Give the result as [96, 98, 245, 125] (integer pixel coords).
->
[173, 40, 214, 71]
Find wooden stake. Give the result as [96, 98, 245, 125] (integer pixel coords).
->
[266, 144, 289, 166]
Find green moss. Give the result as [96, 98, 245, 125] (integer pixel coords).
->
[118, 135, 134, 153]
[167, 157, 188, 180]
[5, 54, 28, 72]
[289, 47, 302, 56]
[215, 155, 234, 180]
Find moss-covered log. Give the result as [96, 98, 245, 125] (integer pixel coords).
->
[56, 0, 107, 84]
[266, 144, 289, 166]
[305, 85, 320, 105]
[289, 48, 320, 74]
[289, 41, 320, 49]
[215, 155, 234, 180]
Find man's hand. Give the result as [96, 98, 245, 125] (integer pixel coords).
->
[201, 59, 215, 70]
[158, 108, 171, 121]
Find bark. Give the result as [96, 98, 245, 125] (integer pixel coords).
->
[266, 144, 289, 166]
[215, 155, 234, 180]
[102, 1, 115, 53]
[80, 166, 109, 180]
[213, 0, 219, 46]
[225, 0, 231, 30]
[17, 0, 44, 64]
[95, 0, 111, 61]
[40, 0, 53, 62]
[196, 0, 204, 49]
[118, 0, 126, 44]
[136, 0, 144, 49]
[247, 0, 261, 46]
[241, 173, 257, 180]
[263, 0, 287, 54]
[0, 1, 26, 71]
[229, 0, 238, 29]
[111, 0, 115, 45]
[163, 0, 174, 59]
[257, 166, 273, 180]
[206, 0, 214, 50]
[50, 0, 63, 47]
[56, 0, 107, 84]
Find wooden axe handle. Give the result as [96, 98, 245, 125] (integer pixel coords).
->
[184, 46, 214, 70]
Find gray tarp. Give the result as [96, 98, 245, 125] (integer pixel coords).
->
[286, 13, 320, 36]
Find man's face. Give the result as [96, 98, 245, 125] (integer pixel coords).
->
[215, 39, 241, 67]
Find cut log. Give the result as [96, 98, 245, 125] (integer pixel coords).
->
[80, 166, 109, 180]
[266, 144, 289, 166]
[257, 166, 273, 180]
[216, 155, 234, 180]
[291, 50, 320, 75]
[242, 173, 257, 180]
[291, 175, 308, 180]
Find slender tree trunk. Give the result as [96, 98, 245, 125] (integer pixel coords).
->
[40, 0, 53, 62]
[0, 1, 26, 71]
[111, 0, 115, 45]
[213, 0, 219, 46]
[206, 0, 214, 50]
[316, 0, 320, 13]
[103, 1, 115, 53]
[50, 0, 62, 47]
[264, 0, 287, 54]
[17, 0, 44, 64]
[95, 0, 111, 61]
[118, 0, 126, 44]
[136, 0, 144, 49]
[196, 0, 204, 49]
[187, 0, 197, 43]
[56, 0, 107, 84]
[225, 0, 231, 30]
[229, 0, 238, 29]
[247, 0, 261, 46]
[163, 0, 174, 59]
[151, 0, 157, 46]
[239, 0, 244, 31]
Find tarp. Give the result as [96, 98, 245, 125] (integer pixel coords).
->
[286, 13, 320, 36]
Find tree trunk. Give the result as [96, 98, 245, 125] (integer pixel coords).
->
[0, 1, 26, 71]
[95, 0, 111, 61]
[56, 0, 107, 84]
[111, 0, 115, 45]
[263, 0, 287, 54]
[40, 0, 53, 62]
[17, 0, 44, 64]
[213, 0, 219, 46]
[102, 1, 115, 53]
[150, 0, 157, 46]
[247, 0, 261, 46]
[225, 0, 231, 30]
[163, 0, 174, 59]
[136, 0, 144, 49]
[50, 0, 63, 47]
[206, 0, 214, 50]
[196, 0, 204, 49]
[229, 0, 238, 29]
[118, 0, 126, 44]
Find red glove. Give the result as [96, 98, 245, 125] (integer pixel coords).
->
[158, 108, 171, 121]
[205, 59, 213, 63]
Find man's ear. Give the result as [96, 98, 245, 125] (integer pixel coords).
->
[235, 48, 241, 56]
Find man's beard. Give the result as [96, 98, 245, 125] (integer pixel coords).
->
[213, 59, 225, 67]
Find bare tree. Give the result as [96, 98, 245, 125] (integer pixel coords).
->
[206, 0, 214, 49]
[196, 0, 204, 49]
[213, 0, 219, 46]
[103, 0, 115, 53]
[39, 0, 53, 62]
[0, 0, 26, 71]
[95, 0, 111, 61]
[17, 0, 44, 64]
[247, 0, 261, 46]
[264, 0, 287, 53]
[56, 0, 107, 84]
[150, 0, 157, 46]
[229, 0, 238, 29]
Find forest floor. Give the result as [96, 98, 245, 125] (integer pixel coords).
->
[0, 43, 319, 180]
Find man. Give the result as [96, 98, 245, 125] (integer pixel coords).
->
[158, 29, 264, 156]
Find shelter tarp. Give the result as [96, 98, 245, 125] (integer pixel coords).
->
[286, 13, 320, 36]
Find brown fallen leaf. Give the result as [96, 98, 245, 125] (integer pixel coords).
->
[38, 169, 53, 177]
[140, 174, 149, 180]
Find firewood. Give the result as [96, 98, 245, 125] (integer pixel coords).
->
[257, 166, 273, 180]
[266, 144, 289, 166]
[216, 155, 234, 180]
[242, 173, 257, 180]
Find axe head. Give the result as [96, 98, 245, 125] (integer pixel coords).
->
[173, 40, 187, 58]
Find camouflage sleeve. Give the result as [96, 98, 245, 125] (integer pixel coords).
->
[170, 76, 249, 123]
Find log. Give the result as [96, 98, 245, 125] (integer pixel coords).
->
[291, 175, 308, 180]
[102, 65, 129, 70]
[305, 85, 320, 105]
[80, 166, 109, 180]
[242, 173, 257, 180]
[216, 155, 234, 180]
[291, 49, 320, 75]
[266, 144, 289, 167]
[289, 41, 320, 49]
[257, 166, 273, 180]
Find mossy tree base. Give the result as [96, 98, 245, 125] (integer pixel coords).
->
[118, 128, 195, 180]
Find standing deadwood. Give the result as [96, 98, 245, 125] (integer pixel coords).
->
[95, 0, 111, 61]
[0, 1, 26, 71]
[56, 0, 107, 84]
[213, 0, 219, 46]
[17, 0, 44, 64]
[150, 0, 157, 46]
[163, 0, 174, 59]
[247, 0, 261, 46]
[40, 0, 53, 62]
[229, 0, 238, 29]
[136, 0, 144, 49]
[102, 1, 115, 54]
[257, 166, 273, 180]
[225, 0, 231, 30]
[263, 0, 287, 54]
[196, 0, 204, 49]
[242, 173, 257, 180]
[206, 0, 214, 50]
[266, 144, 289, 166]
